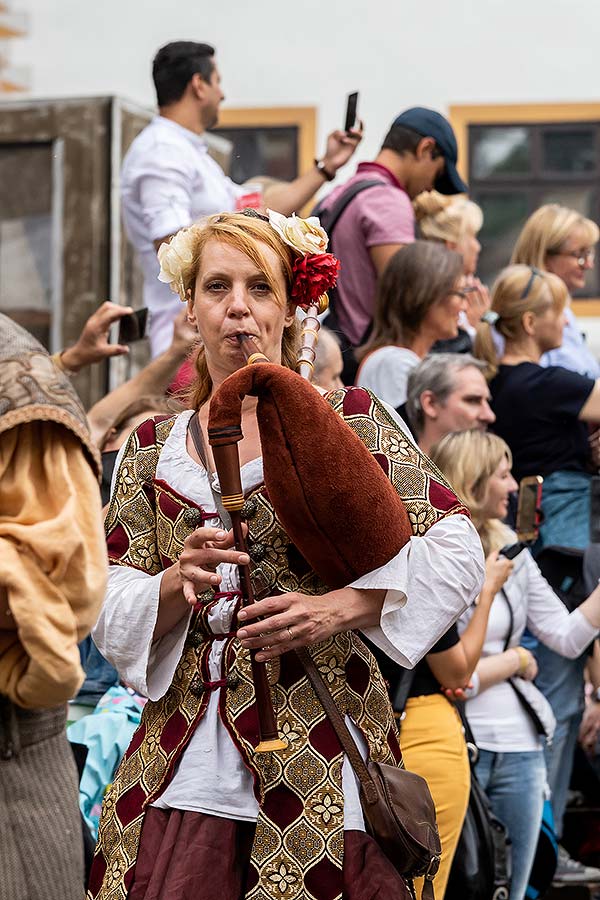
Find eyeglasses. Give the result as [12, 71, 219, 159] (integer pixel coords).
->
[448, 286, 478, 301]
[547, 248, 595, 267]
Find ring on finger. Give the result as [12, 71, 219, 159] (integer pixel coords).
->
[287, 626, 294, 641]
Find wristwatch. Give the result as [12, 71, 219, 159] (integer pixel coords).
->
[314, 159, 335, 182]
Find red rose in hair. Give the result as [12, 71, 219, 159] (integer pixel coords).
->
[291, 253, 341, 310]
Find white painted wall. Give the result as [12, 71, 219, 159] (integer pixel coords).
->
[6, 0, 600, 354]
[8, 0, 600, 163]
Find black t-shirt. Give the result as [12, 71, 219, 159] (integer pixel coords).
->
[407, 624, 460, 698]
[490, 363, 594, 482]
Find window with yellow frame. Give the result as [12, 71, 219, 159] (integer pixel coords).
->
[212, 106, 316, 193]
[450, 103, 600, 313]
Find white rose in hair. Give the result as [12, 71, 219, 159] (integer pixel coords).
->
[267, 209, 328, 255]
[157, 228, 196, 297]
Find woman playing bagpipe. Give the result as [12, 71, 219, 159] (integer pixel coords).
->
[88, 210, 484, 900]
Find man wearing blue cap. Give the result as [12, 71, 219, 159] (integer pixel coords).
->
[317, 107, 468, 382]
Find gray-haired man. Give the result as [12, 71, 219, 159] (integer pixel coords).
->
[405, 353, 495, 454]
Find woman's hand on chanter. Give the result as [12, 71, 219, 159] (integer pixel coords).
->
[178, 526, 250, 606]
[236, 587, 384, 662]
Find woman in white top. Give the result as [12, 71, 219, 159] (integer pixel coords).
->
[431, 430, 600, 900]
[356, 241, 466, 408]
[89, 210, 484, 900]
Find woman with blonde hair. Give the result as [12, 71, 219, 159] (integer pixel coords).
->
[431, 429, 600, 900]
[511, 203, 600, 377]
[88, 209, 484, 900]
[474, 263, 600, 550]
[414, 191, 489, 348]
[414, 191, 483, 276]
[357, 240, 466, 408]
[511, 205, 600, 881]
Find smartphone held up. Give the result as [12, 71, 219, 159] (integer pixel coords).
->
[117, 307, 149, 345]
[344, 92, 359, 133]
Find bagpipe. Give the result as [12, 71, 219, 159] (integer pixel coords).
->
[207, 296, 413, 751]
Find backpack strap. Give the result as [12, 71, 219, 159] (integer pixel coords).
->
[312, 179, 385, 375]
[313, 178, 385, 236]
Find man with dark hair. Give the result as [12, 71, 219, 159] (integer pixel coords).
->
[122, 41, 361, 356]
[316, 108, 467, 380]
[404, 353, 495, 453]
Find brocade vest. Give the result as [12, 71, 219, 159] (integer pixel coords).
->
[88, 387, 468, 900]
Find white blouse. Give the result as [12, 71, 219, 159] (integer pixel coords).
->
[357, 347, 421, 409]
[458, 547, 598, 753]
[94, 409, 484, 827]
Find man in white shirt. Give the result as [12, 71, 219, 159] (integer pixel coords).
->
[122, 41, 362, 356]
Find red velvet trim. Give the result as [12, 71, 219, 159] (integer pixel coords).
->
[342, 386, 373, 416]
[428, 477, 468, 513]
[153, 477, 218, 520]
[134, 415, 172, 449]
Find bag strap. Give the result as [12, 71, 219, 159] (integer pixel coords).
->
[392, 666, 417, 718]
[188, 413, 232, 530]
[313, 178, 384, 236]
[500, 590, 546, 736]
[295, 646, 378, 804]
[189, 412, 207, 468]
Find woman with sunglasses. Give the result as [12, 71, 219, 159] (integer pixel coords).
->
[511, 204, 599, 378]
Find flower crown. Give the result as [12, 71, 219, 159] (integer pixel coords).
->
[156, 209, 340, 310]
[266, 209, 340, 310]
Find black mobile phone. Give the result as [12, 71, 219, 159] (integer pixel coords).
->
[344, 92, 359, 133]
[118, 307, 148, 344]
[499, 541, 526, 560]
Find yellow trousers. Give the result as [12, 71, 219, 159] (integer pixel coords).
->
[399, 693, 470, 899]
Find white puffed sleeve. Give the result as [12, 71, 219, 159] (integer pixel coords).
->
[92, 566, 192, 701]
[357, 515, 485, 667]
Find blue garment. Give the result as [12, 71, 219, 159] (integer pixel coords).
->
[76, 636, 119, 706]
[475, 749, 547, 900]
[67, 686, 146, 839]
[535, 469, 591, 552]
[533, 645, 587, 838]
[541, 308, 600, 379]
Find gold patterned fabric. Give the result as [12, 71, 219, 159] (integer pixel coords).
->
[89, 389, 468, 900]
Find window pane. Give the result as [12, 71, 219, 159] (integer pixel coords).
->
[212, 126, 299, 183]
[0, 144, 53, 347]
[474, 191, 530, 284]
[471, 127, 531, 179]
[542, 129, 596, 173]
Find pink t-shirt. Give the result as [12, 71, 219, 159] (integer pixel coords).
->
[319, 162, 415, 345]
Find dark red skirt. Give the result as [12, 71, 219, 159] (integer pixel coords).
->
[128, 807, 410, 900]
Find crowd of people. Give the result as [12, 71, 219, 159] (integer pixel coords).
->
[3, 37, 600, 900]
